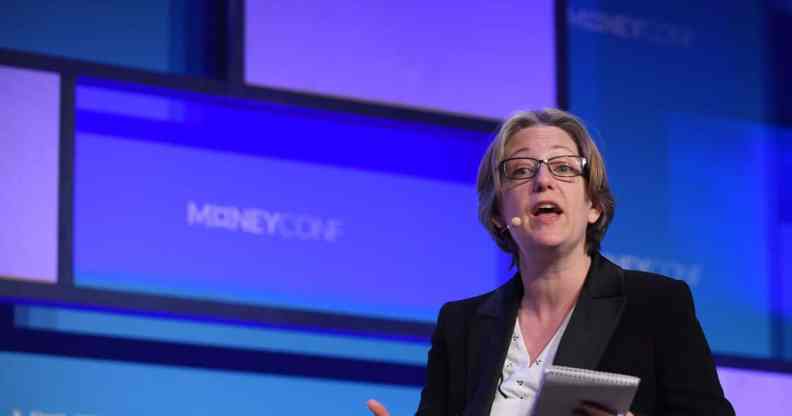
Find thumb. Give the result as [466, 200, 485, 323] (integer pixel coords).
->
[366, 399, 390, 416]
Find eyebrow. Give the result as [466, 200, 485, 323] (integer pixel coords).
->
[507, 145, 578, 157]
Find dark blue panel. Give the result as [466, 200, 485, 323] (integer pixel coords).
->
[566, 0, 788, 359]
[0, 0, 224, 77]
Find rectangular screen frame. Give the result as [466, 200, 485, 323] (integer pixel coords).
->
[0, 48, 504, 341]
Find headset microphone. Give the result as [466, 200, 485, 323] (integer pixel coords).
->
[506, 216, 523, 230]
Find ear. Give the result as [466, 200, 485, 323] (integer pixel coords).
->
[587, 200, 602, 225]
[491, 217, 504, 230]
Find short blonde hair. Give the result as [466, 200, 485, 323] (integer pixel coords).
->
[476, 109, 615, 265]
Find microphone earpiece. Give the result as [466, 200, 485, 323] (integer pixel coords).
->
[505, 216, 522, 231]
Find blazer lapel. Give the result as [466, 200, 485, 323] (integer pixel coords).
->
[464, 275, 521, 416]
[554, 254, 626, 370]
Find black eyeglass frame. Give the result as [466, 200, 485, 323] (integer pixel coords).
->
[498, 155, 588, 180]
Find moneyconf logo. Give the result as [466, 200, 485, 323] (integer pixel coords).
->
[605, 252, 702, 287]
[568, 6, 694, 48]
[187, 201, 343, 243]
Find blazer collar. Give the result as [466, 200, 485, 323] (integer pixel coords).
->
[464, 273, 521, 416]
[554, 253, 626, 369]
[475, 252, 625, 319]
[464, 253, 626, 416]
[477, 271, 523, 318]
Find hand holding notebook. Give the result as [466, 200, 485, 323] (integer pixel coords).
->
[529, 365, 640, 416]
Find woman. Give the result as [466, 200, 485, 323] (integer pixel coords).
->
[369, 109, 733, 415]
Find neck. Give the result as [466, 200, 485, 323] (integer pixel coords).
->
[518, 247, 591, 316]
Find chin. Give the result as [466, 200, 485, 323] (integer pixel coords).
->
[528, 230, 567, 246]
[526, 237, 566, 252]
[525, 233, 583, 254]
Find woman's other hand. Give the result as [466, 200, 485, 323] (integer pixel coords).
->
[366, 399, 390, 416]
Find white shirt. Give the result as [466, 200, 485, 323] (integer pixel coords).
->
[489, 307, 575, 416]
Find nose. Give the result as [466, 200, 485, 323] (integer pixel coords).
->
[532, 162, 555, 192]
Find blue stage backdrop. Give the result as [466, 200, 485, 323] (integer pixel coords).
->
[3, 8, 792, 416]
[0, 0, 224, 77]
[244, 0, 556, 119]
[0, 64, 59, 284]
[73, 77, 504, 324]
[0, 351, 421, 416]
[566, 0, 791, 359]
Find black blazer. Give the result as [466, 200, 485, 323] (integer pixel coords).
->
[416, 253, 734, 416]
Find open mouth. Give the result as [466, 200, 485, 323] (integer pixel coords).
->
[531, 202, 563, 217]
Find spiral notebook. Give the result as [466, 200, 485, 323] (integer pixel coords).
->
[529, 365, 640, 416]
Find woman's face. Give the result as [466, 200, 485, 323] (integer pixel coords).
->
[498, 126, 601, 257]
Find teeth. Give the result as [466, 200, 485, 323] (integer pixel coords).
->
[534, 203, 561, 215]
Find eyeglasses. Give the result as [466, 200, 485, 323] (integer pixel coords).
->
[499, 155, 587, 180]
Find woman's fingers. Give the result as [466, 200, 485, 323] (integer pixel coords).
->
[576, 401, 617, 415]
[366, 399, 390, 416]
